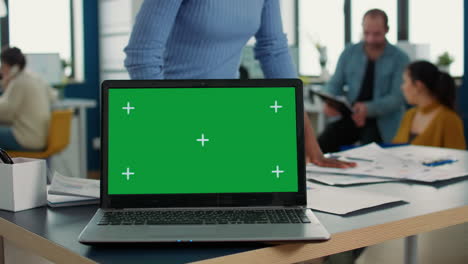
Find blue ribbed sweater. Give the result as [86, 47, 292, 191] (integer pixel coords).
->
[124, 0, 296, 79]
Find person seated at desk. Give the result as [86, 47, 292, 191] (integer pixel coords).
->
[0, 47, 58, 151]
[393, 60, 466, 149]
[318, 9, 409, 153]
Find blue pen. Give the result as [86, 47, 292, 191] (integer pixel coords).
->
[423, 159, 458, 167]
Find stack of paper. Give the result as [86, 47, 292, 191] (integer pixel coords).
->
[307, 182, 405, 215]
[47, 186, 99, 207]
[47, 172, 100, 207]
[307, 143, 468, 183]
[307, 172, 397, 186]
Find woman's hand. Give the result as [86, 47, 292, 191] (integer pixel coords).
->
[308, 154, 356, 168]
[304, 113, 356, 168]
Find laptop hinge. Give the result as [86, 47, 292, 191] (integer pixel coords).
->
[114, 205, 306, 211]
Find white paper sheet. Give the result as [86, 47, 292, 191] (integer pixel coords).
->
[307, 182, 405, 215]
[47, 186, 99, 207]
[48, 171, 100, 198]
[307, 172, 397, 186]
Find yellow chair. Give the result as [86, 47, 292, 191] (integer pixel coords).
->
[8, 109, 74, 159]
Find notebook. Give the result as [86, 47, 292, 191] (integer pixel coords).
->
[312, 90, 353, 116]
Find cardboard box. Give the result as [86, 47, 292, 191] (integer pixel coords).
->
[0, 158, 47, 212]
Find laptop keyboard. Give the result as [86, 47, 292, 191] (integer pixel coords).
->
[98, 209, 312, 225]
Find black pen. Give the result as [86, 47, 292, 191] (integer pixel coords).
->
[0, 148, 14, 164]
[326, 154, 373, 162]
[344, 156, 374, 162]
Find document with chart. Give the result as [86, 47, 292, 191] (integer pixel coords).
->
[307, 143, 468, 182]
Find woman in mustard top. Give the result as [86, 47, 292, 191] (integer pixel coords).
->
[393, 61, 466, 149]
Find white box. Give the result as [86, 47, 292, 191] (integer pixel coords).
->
[0, 158, 47, 212]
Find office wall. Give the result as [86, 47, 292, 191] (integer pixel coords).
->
[64, 0, 100, 171]
[99, 0, 143, 80]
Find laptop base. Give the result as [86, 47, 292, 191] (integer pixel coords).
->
[79, 208, 330, 244]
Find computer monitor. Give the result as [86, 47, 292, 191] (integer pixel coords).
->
[25, 53, 63, 85]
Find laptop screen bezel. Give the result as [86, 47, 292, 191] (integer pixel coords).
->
[101, 79, 306, 209]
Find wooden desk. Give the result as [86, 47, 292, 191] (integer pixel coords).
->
[1, 178, 467, 264]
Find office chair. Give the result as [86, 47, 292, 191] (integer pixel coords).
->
[8, 109, 74, 159]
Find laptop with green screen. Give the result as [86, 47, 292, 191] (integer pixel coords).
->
[79, 79, 330, 243]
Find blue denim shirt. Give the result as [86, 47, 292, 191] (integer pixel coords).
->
[124, 0, 296, 80]
[325, 41, 410, 142]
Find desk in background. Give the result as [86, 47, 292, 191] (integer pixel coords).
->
[0, 177, 467, 264]
[52, 99, 97, 179]
[304, 83, 326, 134]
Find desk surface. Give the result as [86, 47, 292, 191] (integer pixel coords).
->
[53, 98, 97, 108]
[1, 177, 468, 264]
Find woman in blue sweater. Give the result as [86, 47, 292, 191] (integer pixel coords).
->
[124, 0, 353, 168]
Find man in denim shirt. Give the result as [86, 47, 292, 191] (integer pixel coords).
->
[318, 9, 409, 153]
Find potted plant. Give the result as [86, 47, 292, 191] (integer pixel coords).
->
[315, 42, 330, 81]
[52, 59, 71, 98]
[436, 51, 454, 73]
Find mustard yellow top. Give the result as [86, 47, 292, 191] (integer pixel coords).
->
[393, 105, 466, 150]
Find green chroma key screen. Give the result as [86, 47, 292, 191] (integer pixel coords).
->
[108, 87, 298, 194]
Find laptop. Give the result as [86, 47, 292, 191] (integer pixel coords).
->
[79, 79, 330, 243]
